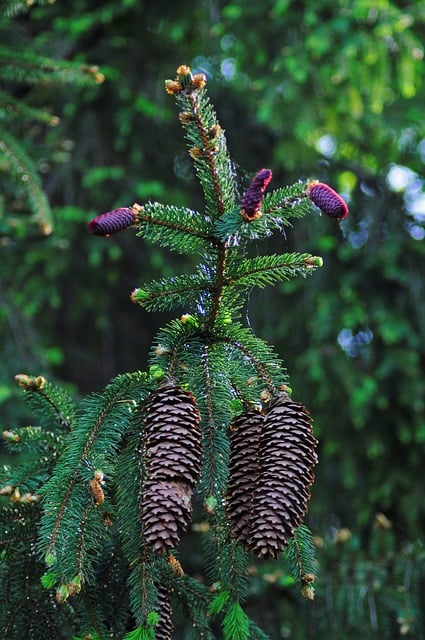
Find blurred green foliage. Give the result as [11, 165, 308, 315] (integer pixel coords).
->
[1, 0, 425, 636]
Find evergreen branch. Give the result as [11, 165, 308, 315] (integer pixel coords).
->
[175, 85, 237, 218]
[38, 373, 149, 583]
[78, 535, 131, 637]
[247, 621, 271, 640]
[1, 0, 52, 18]
[285, 525, 318, 597]
[0, 502, 40, 550]
[0, 45, 104, 86]
[262, 181, 309, 215]
[225, 253, 322, 290]
[0, 502, 74, 639]
[196, 343, 232, 499]
[131, 274, 211, 312]
[0, 455, 50, 497]
[213, 183, 313, 244]
[115, 419, 159, 626]
[205, 243, 228, 330]
[136, 202, 218, 254]
[167, 572, 215, 640]
[0, 90, 60, 125]
[214, 323, 288, 395]
[2, 425, 63, 456]
[15, 374, 76, 432]
[0, 129, 53, 234]
[149, 319, 202, 378]
[222, 600, 250, 640]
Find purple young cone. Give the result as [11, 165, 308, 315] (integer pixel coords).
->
[241, 168, 273, 221]
[88, 207, 136, 236]
[308, 183, 349, 220]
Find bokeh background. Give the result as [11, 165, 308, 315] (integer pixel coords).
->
[1, 1, 425, 637]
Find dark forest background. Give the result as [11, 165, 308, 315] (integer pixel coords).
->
[1, 1, 425, 637]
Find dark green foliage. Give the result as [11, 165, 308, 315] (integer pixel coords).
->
[1, 1, 425, 638]
[0, 3, 103, 235]
[311, 518, 425, 639]
[0, 65, 327, 638]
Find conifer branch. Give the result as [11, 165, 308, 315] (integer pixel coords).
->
[0, 45, 104, 86]
[187, 92, 231, 218]
[206, 243, 228, 331]
[1, 0, 52, 19]
[15, 374, 76, 432]
[38, 373, 148, 583]
[285, 525, 318, 600]
[136, 202, 219, 254]
[116, 413, 166, 630]
[165, 571, 215, 640]
[0, 90, 59, 125]
[131, 274, 211, 312]
[1, 63, 344, 637]
[225, 253, 322, 289]
[214, 324, 288, 395]
[198, 343, 231, 499]
[168, 65, 237, 218]
[214, 183, 313, 244]
[261, 182, 309, 214]
[150, 320, 202, 379]
[0, 130, 53, 234]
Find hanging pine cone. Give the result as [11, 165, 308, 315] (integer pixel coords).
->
[141, 380, 202, 553]
[226, 407, 264, 545]
[246, 393, 317, 559]
[153, 582, 174, 640]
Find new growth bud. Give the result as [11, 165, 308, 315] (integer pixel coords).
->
[165, 79, 182, 95]
[88, 207, 139, 236]
[131, 288, 149, 303]
[241, 168, 273, 221]
[307, 182, 349, 220]
[165, 65, 208, 96]
[304, 255, 324, 268]
[15, 374, 46, 391]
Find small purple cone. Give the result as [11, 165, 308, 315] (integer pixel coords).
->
[308, 183, 349, 220]
[88, 207, 136, 236]
[241, 168, 273, 221]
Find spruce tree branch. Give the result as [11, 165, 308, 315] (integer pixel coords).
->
[0, 129, 52, 234]
[132, 275, 212, 313]
[32, 387, 73, 432]
[261, 182, 308, 212]
[0, 44, 102, 86]
[150, 320, 202, 379]
[43, 377, 143, 557]
[224, 253, 319, 289]
[189, 93, 226, 218]
[205, 244, 227, 331]
[75, 508, 89, 579]
[138, 206, 218, 244]
[136, 438, 155, 625]
[201, 344, 219, 498]
[0, 532, 36, 549]
[214, 334, 282, 394]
